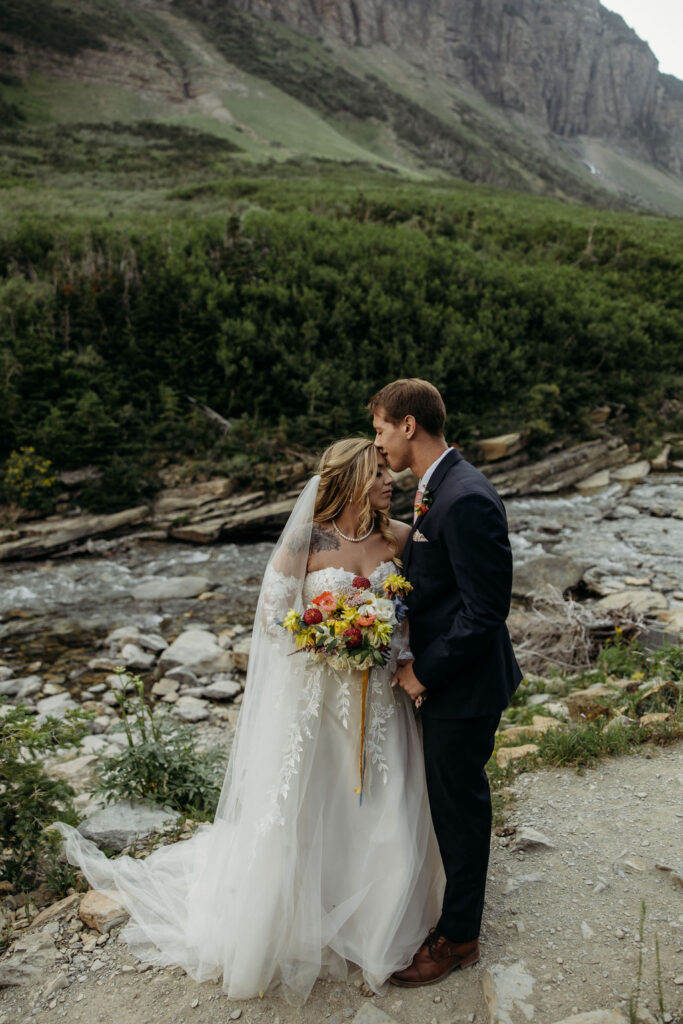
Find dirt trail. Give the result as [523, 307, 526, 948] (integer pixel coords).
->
[2, 743, 682, 1024]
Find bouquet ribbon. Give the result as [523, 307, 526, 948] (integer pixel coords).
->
[354, 667, 371, 806]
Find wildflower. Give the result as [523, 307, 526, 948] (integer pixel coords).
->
[312, 591, 337, 612]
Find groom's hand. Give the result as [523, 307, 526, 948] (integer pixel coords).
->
[392, 660, 427, 701]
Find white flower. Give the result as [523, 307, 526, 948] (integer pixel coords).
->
[372, 598, 396, 622]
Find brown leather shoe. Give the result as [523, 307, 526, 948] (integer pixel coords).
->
[390, 929, 480, 988]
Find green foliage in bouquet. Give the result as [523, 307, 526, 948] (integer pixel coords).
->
[95, 675, 227, 820]
[0, 700, 90, 894]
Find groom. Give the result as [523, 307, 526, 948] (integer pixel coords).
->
[369, 378, 522, 987]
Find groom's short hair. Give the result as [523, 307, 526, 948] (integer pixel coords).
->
[368, 379, 446, 437]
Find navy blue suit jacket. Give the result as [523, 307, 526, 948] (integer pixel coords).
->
[403, 448, 522, 719]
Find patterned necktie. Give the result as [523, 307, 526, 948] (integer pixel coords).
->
[413, 487, 424, 524]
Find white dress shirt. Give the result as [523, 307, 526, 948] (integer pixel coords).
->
[417, 448, 451, 493]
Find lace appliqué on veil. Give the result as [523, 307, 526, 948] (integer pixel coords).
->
[256, 663, 324, 837]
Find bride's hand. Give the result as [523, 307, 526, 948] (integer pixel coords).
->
[392, 660, 427, 702]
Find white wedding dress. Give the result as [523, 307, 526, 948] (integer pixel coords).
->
[56, 479, 444, 1005]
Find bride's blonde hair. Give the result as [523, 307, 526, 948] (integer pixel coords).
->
[314, 438, 399, 560]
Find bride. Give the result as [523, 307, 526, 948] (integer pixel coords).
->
[55, 438, 444, 1004]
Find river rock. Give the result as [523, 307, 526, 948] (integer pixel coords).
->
[50, 754, 99, 789]
[651, 444, 671, 471]
[565, 683, 615, 720]
[105, 625, 141, 647]
[0, 932, 58, 986]
[132, 575, 210, 601]
[594, 590, 668, 615]
[612, 460, 650, 483]
[531, 714, 562, 732]
[497, 744, 539, 767]
[481, 960, 536, 1024]
[79, 891, 128, 934]
[28, 894, 81, 930]
[151, 677, 180, 697]
[78, 799, 180, 852]
[232, 636, 252, 673]
[203, 678, 241, 701]
[512, 555, 585, 598]
[159, 630, 234, 676]
[514, 826, 555, 851]
[138, 632, 168, 652]
[575, 469, 611, 495]
[477, 433, 524, 462]
[120, 643, 156, 671]
[36, 692, 78, 721]
[165, 666, 199, 685]
[172, 695, 210, 722]
[656, 608, 683, 633]
[0, 673, 42, 699]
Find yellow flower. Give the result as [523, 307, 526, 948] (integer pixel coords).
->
[374, 621, 392, 644]
[383, 573, 412, 596]
[282, 609, 301, 632]
[333, 619, 348, 637]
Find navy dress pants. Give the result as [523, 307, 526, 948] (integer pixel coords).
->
[421, 711, 501, 942]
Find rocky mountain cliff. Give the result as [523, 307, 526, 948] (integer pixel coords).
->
[233, 0, 683, 175]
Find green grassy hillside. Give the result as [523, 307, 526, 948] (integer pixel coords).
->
[2, 0, 682, 213]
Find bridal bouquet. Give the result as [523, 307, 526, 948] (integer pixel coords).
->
[281, 573, 412, 672]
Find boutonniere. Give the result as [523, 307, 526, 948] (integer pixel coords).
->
[414, 488, 433, 520]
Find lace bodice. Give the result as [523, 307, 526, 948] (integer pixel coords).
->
[302, 560, 396, 604]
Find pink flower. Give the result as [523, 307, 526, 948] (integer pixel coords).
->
[312, 591, 337, 612]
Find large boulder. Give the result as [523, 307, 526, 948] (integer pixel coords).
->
[612, 460, 650, 483]
[512, 555, 586, 598]
[0, 932, 58, 986]
[477, 433, 524, 462]
[78, 799, 180, 853]
[79, 891, 128, 934]
[132, 576, 210, 601]
[159, 629, 234, 676]
[593, 590, 668, 615]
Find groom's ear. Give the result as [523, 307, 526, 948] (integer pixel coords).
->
[403, 415, 417, 440]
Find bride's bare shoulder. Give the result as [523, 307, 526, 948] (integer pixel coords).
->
[390, 519, 411, 556]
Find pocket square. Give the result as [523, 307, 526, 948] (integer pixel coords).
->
[413, 529, 429, 543]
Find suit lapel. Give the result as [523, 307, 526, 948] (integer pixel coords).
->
[402, 447, 462, 573]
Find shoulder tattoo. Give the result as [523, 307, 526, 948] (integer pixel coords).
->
[309, 523, 340, 554]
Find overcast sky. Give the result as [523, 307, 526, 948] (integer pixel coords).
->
[602, 1, 682, 78]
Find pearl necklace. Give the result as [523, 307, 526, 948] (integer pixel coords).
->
[332, 519, 375, 543]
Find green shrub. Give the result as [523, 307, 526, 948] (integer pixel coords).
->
[0, 701, 90, 894]
[1, 446, 57, 511]
[95, 676, 227, 819]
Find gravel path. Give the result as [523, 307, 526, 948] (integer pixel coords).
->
[2, 743, 682, 1024]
